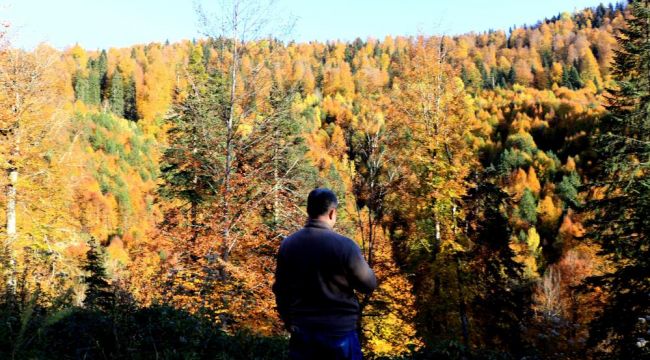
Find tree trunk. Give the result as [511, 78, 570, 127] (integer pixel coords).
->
[5, 122, 20, 293]
[222, 4, 239, 263]
[5, 167, 17, 293]
[6, 169, 17, 239]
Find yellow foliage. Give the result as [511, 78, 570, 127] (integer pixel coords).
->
[538, 195, 562, 228]
[527, 167, 541, 194]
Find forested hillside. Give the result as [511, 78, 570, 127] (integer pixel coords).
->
[1, 1, 648, 359]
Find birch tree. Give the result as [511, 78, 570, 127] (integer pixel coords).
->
[0, 46, 66, 293]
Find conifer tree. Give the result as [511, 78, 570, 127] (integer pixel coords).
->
[568, 65, 583, 89]
[123, 74, 137, 120]
[465, 181, 532, 357]
[73, 70, 89, 103]
[519, 188, 538, 223]
[97, 49, 109, 100]
[158, 48, 226, 245]
[557, 171, 581, 208]
[507, 65, 516, 85]
[109, 70, 125, 117]
[83, 237, 113, 311]
[586, 1, 650, 358]
[87, 61, 101, 105]
[561, 65, 571, 88]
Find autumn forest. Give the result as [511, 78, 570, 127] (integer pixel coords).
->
[0, 0, 649, 359]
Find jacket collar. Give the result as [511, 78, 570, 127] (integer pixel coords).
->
[304, 218, 333, 231]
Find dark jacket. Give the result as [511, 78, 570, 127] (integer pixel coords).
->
[272, 218, 377, 333]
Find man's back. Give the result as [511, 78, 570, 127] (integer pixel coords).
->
[272, 218, 377, 334]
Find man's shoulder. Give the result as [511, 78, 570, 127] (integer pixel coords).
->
[278, 228, 311, 249]
[282, 227, 309, 242]
[320, 230, 360, 253]
[337, 234, 361, 254]
[281, 227, 357, 248]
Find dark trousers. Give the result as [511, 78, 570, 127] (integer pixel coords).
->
[289, 327, 362, 360]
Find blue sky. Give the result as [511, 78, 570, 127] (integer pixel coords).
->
[5, 0, 609, 50]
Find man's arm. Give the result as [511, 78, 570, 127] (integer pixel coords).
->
[346, 242, 377, 294]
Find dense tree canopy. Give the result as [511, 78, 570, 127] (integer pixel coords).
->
[0, 1, 645, 359]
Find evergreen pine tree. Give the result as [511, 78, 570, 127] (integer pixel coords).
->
[87, 60, 101, 105]
[123, 74, 138, 120]
[541, 49, 553, 69]
[568, 65, 584, 89]
[460, 66, 469, 86]
[519, 188, 537, 223]
[561, 65, 572, 88]
[474, 59, 490, 89]
[488, 67, 498, 89]
[585, 1, 650, 358]
[496, 68, 508, 88]
[202, 42, 211, 67]
[73, 70, 89, 103]
[465, 182, 533, 357]
[82, 237, 113, 311]
[556, 171, 581, 208]
[250, 76, 318, 232]
[97, 50, 109, 101]
[594, 4, 606, 28]
[158, 46, 227, 244]
[507, 65, 516, 86]
[109, 70, 125, 117]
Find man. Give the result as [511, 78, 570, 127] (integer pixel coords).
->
[272, 188, 377, 360]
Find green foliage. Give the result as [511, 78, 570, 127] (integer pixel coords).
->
[76, 51, 110, 106]
[507, 66, 516, 85]
[87, 68, 101, 105]
[188, 43, 208, 84]
[158, 70, 226, 208]
[73, 70, 89, 103]
[518, 188, 537, 223]
[98, 50, 109, 98]
[88, 127, 123, 156]
[0, 292, 289, 359]
[463, 182, 533, 358]
[82, 237, 114, 311]
[584, 1, 650, 358]
[556, 171, 581, 207]
[91, 112, 117, 131]
[11, 3, 639, 359]
[0, 276, 74, 358]
[460, 65, 483, 91]
[562, 65, 583, 89]
[110, 70, 125, 117]
[123, 74, 138, 120]
[88, 126, 106, 151]
[505, 132, 537, 154]
[76, 112, 155, 236]
[497, 149, 529, 175]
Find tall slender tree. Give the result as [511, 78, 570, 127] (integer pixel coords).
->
[196, 0, 295, 262]
[123, 74, 137, 120]
[109, 70, 125, 117]
[0, 47, 63, 293]
[585, 1, 650, 358]
[159, 43, 226, 251]
[389, 36, 477, 346]
[87, 62, 101, 106]
[82, 237, 114, 311]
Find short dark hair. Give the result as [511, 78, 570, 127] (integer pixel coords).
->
[307, 188, 338, 218]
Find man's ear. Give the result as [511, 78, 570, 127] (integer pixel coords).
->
[328, 208, 336, 220]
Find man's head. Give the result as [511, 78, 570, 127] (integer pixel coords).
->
[307, 188, 338, 227]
